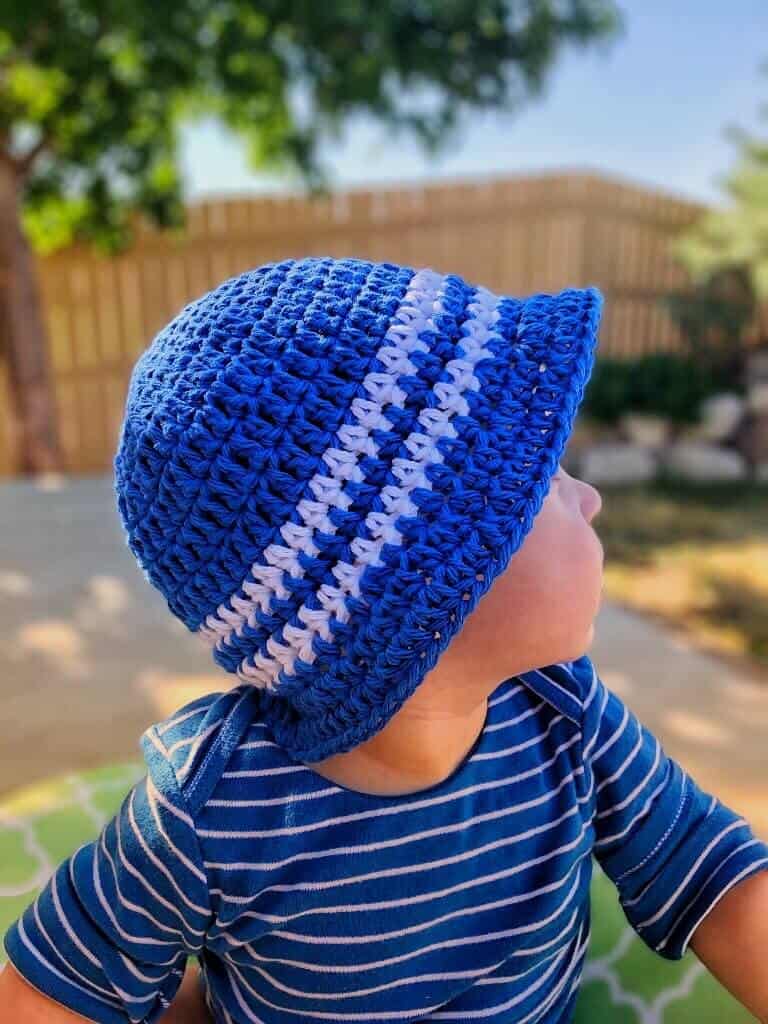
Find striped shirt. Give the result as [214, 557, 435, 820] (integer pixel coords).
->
[6, 654, 768, 1024]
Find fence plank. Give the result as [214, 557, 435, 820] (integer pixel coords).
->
[2, 170, 764, 477]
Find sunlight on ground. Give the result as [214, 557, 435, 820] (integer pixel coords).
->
[134, 668, 228, 718]
[666, 632, 694, 653]
[661, 710, 733, 748]
[0, 764, 140, 818]
[0, 775, 79, 818]
[597, 487, 768, 671]
[596, 669, 634, 698]
[13, 620, 88, 678]
[717, 684, 768, 727]
[603, 539, 768, 665]
[32, 473, 67, 492]
[73, 574, 132, 632]
[0, 571, 33, 596]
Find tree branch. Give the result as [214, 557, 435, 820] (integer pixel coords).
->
[17, 136, 49, 177]
[0, 144, 16, 173]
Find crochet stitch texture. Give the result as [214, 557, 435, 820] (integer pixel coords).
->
[114, 256, 603, 762]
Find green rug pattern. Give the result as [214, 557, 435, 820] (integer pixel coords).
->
[0, 765, 755, 1022]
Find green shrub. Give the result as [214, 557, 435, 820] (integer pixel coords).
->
[582, 352, 724, 425]
[662, 265, 756, 392]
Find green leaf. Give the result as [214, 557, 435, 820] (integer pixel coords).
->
[1, 0, 621, 255]
[20, 194, 90, 254]
[5, 62, 70, 120]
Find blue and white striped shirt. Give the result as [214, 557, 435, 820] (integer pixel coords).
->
[6, 654, 768, 1023]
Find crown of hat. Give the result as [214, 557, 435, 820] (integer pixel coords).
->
[114, 255, 602, 761]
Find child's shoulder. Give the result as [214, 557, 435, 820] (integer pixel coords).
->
[516, 653, 598, 724]
[136, 658, 601, 808]
[140, 683, 259, 811]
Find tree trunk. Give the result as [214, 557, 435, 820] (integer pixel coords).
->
[0, 157, 63, 474]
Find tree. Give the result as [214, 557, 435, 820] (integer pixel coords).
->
[0, 0, 622, 474]
[672, 60, 768, 302]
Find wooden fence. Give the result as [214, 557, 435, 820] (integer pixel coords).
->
[0, 169, 756, 476]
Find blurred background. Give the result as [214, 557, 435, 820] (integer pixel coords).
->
[1, 0, 767, 848]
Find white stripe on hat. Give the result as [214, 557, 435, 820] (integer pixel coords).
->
[196, 268, 446, 658]
[197, 268, 505, 691]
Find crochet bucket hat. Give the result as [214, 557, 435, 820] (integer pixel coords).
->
[114, 256, 603, 763]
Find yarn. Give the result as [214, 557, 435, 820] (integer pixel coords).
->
[114, 256, 603, 762]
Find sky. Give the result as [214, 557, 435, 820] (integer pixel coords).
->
[179, 1, 767, 210]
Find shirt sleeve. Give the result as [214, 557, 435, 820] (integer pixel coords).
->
[3, 725, 211, 1023]
[575, 654, 768, 960]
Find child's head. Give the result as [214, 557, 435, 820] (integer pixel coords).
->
[435, 461, 604, 697]
[319, 460, 604, 787]
[114, 256, 603, 764]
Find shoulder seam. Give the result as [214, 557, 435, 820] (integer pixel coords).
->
[517, 662, 584, 725]
[183, 687, 260, 815]
[144, 722, 213, 928]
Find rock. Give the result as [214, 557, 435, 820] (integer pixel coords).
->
[689, 393, 745, 443]
[747, 384, 768, 414]
[579, 443, 657, 485]
[745, 349, 768, 382]
[660, 442, 747, 482]
[733, 412, 768, 465]
[745, 350, 768, 414]
[619, 413, 671, 448]
[562, 418, 620, 475]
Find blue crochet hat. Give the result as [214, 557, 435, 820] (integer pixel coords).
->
[114, 256, 603, 763]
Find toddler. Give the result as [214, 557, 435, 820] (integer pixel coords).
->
[3, 256, 768, 1023]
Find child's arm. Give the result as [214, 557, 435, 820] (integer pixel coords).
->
[564, 655, 768, 1013]
[2, 760, 211, 1023]
[161, 962, 212, 1024]
[688, 867, 768, 1023]
[0, 959, 212, 1023]
[0, 962, 88, 1023]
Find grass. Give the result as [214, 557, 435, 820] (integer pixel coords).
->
[594, 478, 768, 673]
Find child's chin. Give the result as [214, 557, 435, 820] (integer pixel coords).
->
[572, 623, 595, 657]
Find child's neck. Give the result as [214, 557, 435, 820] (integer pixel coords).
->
[303, 698, 488, 797]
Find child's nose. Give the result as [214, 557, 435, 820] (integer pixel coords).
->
[561, 466, 602, 521]
[581, 481, 602, 522]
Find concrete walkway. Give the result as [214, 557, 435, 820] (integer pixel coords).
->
[2, 475, 767, 838]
